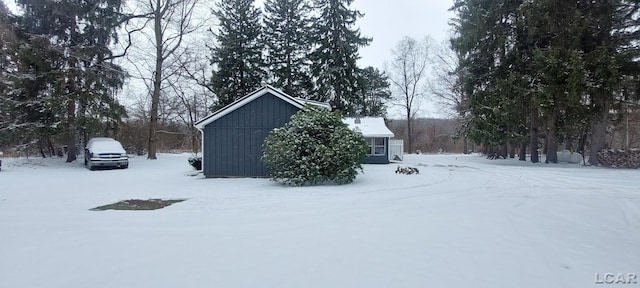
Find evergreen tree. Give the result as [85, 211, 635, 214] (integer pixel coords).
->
[2, 33, 63, 152]
[0, 2, 32, 148]
[309, 0, 370, 114]
[451, 0, 526, 159]
[353, 66, 391, 117]
[579, 0, 635, 165]
[524, 0, 587, 163]
[210, 0, 266, 110]
[263, 0, 314, 98]
[0, 1, 14, 133]
[0, 1, 13, 75]
[3, 0, 127, 160]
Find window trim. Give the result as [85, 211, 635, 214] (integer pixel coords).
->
[366, 137, 386, 156]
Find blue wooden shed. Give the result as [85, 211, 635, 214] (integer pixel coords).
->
[194, 85, 329, 178]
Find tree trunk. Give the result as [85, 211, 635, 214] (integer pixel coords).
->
[498, 143, 508, 159]
[486, 146, 494, 157]
[39, 143, 46, 158]
[65, 16, 79, 163]
[565, 132, 574, 152]
[66, 107, 77, 162]
[509, 142, 516, 158]
[530, 106, 539, 163]
[519, 142, 527, 161]
[148, 1, 164, 160]
[406, 109, 413, 153]
[332, 89, 344, 114]
[191, 129, 198, 154]
[66, 83, 77, 163]
[47, 137, 55, 157]
[577, 128, 588, 165]
[463, 136, 468, 154]
[589, 96, 609, 166]
[546, 115, 558, 163]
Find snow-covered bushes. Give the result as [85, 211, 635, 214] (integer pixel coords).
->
[262, 107, 369, 186]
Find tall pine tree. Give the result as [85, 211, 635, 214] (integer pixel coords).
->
[263, 0, 314, 98]
[580, 0, 630, 165]
[7, 0, 127, 161]
[451, 0, 526, 159]
[309, 0, 370, 115]
[210, 0, 265, 110]
[0, 1, 13, 123]
[0, 1, 25, 147]
[353, 66, 391, 117]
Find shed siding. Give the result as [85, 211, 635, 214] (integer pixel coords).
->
[363, 137, 390, 164]
[203, 92, 300, 177]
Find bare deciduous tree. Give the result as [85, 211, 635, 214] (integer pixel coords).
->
[127, 0, 205, 159]
[165, 49, 214, 153]
[387, 36, 432, 153]
[430, 40, 471, 153]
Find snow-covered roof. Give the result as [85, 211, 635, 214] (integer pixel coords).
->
[86, 138, 126, 154]
[343, 117, 394, 138]
[194, 85, 330, 130]
[294, 98, 331, 110]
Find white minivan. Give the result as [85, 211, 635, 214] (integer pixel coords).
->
[84, 138, 129, 170]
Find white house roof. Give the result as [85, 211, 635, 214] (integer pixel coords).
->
[343, 117, 394, 138]
[194, 85, 329, 130]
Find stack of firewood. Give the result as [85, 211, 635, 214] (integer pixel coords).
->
[396, 166, 420, 175]
[597, 149, 640, 168]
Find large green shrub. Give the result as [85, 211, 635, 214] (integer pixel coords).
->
[262, 107, 369, 186]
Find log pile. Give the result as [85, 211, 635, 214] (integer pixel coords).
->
[597, 149, 640, 169]
[396, 166, 420, 175]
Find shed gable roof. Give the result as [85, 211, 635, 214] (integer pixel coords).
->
[195, 85, 308, 130]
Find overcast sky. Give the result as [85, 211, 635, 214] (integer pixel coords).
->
[352, 0, 456, 118]
[353, 0, 455, 70]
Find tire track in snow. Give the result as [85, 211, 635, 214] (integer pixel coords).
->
[616, 198, 640, 228]
[360, 163, 499, 204]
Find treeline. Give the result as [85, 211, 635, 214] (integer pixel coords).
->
[450, 0, 640, 164]
[0, 0, 392, 160]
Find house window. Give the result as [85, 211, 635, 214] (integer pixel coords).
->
[366, 137, 386, 156]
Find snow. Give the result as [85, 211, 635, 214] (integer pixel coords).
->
[0, 153, 638, 288]
[86, 138, 126, 154]
[343, 117, 394, 138]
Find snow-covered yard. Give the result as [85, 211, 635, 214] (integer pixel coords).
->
[0, 153, 638, 288]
